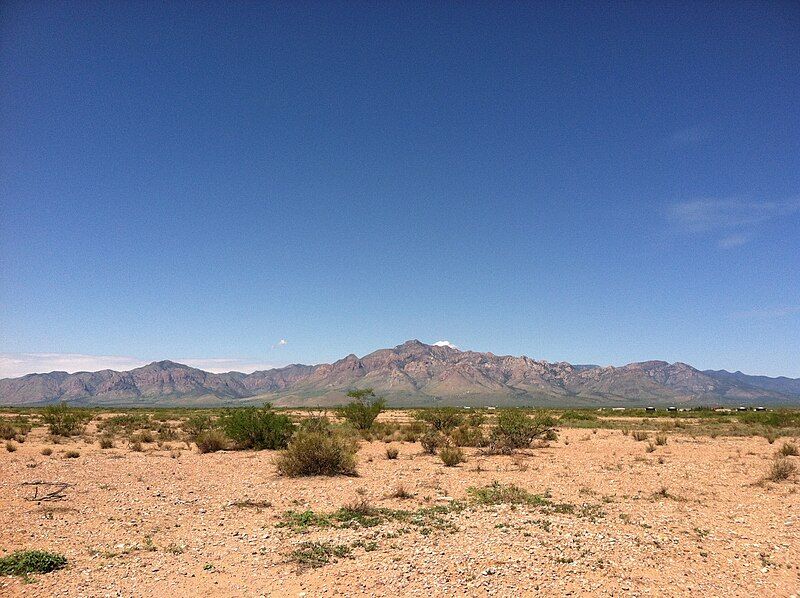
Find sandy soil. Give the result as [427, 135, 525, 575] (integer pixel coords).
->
[1, 422, 799, 597]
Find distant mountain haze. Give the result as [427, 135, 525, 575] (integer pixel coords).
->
[1, 340, 798, 407]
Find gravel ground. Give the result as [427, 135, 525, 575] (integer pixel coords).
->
[1, 424, 799, 597]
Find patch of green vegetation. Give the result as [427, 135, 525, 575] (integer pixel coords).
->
[0, 550, 67, 576]
[467, 481, 550, 506]
[289, 541, 352, 568]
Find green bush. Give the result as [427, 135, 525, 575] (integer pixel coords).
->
[450, 425, 487, 447]
[195, 429, 228, 454]
[339, 389, 385, 430]
[219, 404, 295, 450]
[276, 428, 358, 477]
[439, 446, 466, 467]
[41, 403, 90, 436]
[415, 408, 464, 431]
[0, 550, 67, 576]
[560, 410, 597, 421]
[489, 410, 557, 454]
[182, 413, 213, 438]
[420, 430, 444, 454]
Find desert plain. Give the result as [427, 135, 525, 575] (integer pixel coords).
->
[1, 408, 799, 597]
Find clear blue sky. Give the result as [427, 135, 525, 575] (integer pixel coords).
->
[1, 1, 799, 377]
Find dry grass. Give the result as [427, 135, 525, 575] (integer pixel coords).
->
[766, 458, 797, 482]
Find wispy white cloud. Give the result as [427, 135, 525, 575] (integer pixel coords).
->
[731, 306, 800, 320]
[0, 353, 287, 378]
[669, 197, 800, 247]
[433, 340, 459, 349]
[271, 338, 288, 349]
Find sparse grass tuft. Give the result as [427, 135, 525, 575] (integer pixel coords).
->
[6, 441, 17, 452]
[385, 446, 399, 459]
[289, 541, 352, 568]
[654, 434, 668, 445]
[40, 447, 52, 456]
[632, 430, 649, 442]
[777, 442, 799, 457]
[389, 484, 413, 499]
[766, 458, 797, 482]
[98, 436, 114, 449]
[64, 450, 80, 458]
[467, 481, 548, 506]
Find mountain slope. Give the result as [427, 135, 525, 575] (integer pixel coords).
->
[1, 340, 798, 406]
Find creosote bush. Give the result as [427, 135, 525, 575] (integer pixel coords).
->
[41, 403, 91, 436]
[439, 445, 466, 467]
[415, 407, 464, 431]
[276, 427, 358, 477]
[195, 429, 228, 454]
[450, 425, 487, 447]
[489, 410, 557, 454]
[182, 413, 213, 438]
[0, 550, 67, 576]
[339, 388, 386, 431]
[420, 430, 444, 454]
[219, 404, 295, 450]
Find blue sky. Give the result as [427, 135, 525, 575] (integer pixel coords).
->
[1, 1, 799, 377]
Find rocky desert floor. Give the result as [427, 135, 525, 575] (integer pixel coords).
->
[1, 414, 799, 597]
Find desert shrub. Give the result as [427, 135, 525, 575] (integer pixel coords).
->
[0, 550, 67, 576]
[740, 411, 800, 428]
[157, 424, 179, 441]
[6, 441, 17, 452]
[182, 413, 213, 438]
[450, 425, 487, 447]
[415, 407, 464, 431]
[276, 428, 358, 477]
[645, 442, 656, 453]
[0, 418, 28, 440]
[41, 403, 90, 436]
[778, 442, 799, 457]
[764, 431, 778, 444]
[466, 411, 485, 427]
[133, 430, 155, 443]
[767, 458, 797, 482]
[385, 446, 399, 459]
[219, 404, 295, 450]
[560, 410, 597, 421]
[64, 450, 80, 458]
[488, 410, 557, 454]
[129, 439, 143, 452]
[98, 413, 153, 434]
[654, 434, 668, 446]
[632, 430, 649, 442]
[195, 429, 228, 454]
[389, 484, 413, 499]
[40, 447, 52, 456]
[399, 421, 427, 442]
[98, 436, 114, 449]
[299, 415, 332, 434]
[439, 446, 466, 466]
[339, 389, 385, 431]
[420, 430, 445, 454]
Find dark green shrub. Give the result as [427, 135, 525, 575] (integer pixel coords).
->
[450, 425, 487, 447]
[275, 429, 358, 477]
[219, 404, 295, 450]
[339, 389, 385, 430]
[0, 550, 67, 576]
[415, 408, 464, 431]
[41, 403, 90, 436]
[489, 410, 557, 454]
[195, 429, 228, 453]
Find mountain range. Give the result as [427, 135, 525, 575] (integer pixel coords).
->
[1, 340, 799, 407]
